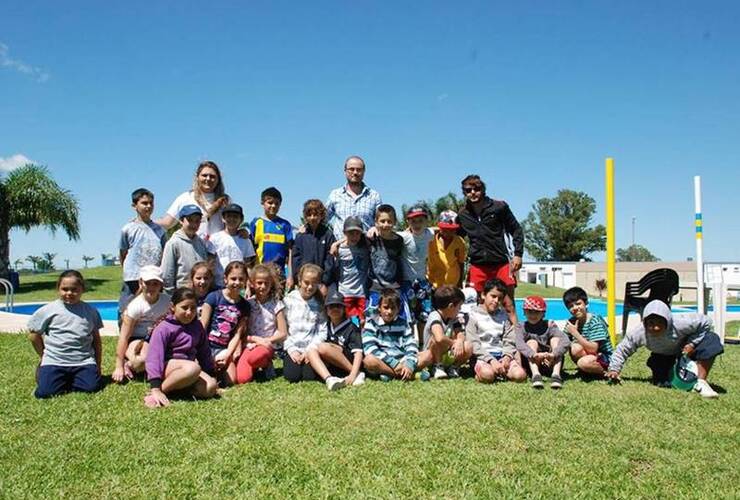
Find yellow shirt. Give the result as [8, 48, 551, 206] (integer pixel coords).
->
[427, 234, 467, 288]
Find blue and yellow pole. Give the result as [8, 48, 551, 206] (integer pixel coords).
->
[605, 158, 617, 347]
[694, 176, 705, 313]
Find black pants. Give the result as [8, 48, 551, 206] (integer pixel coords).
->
[647, 332, 724, 384]
[283, 356, 318, 383]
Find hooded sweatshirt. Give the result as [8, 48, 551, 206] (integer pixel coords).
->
[608, 300, 712, 373]
[145, 314, 214, 389]
[160, 229, 215, 294]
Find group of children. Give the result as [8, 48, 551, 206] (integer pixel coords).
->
[25, 184, 725, 403]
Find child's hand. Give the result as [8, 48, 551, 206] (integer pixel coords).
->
[146, 389, 170, 408]
[252, 336, 271, 348]
[329, 239, 344, 257]
[366, 226, 379, 240]
[398, 365, 413, 381]
[344, 374, 356, 385]
[564, 322, 578, 337]
[290, 351, 303, 364]
[452, 340, 465, 358]
[501, 356, 512, 372]
[489, 359, 504, 377]
[606, 371, 621, 384]
[111, 366, 126, 383]
[682, 344, 695, 356]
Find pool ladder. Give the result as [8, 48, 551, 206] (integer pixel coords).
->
[0, 278, 14, 313]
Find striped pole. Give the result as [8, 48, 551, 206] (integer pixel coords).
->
[695, 176, 705, 314]
[606, 158, 617, 347]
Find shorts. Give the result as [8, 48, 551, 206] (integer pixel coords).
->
[343, 296, 367, 323]
[647, 332, 724, 383]
[35, 364, 100, 399]
[406, 279, 433, 322]
[596, 352, 610, 370]
[468, 263, 516, 292]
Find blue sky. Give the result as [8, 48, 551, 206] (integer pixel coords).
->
[2, 1, 739, 269]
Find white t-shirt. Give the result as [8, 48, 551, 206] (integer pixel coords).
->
[166, 191, 224, 238]
[246, 297, 285, 348]
[210, 230, 256, 286]
[123, 293, 171, 340]
[401, 228, 434, 281]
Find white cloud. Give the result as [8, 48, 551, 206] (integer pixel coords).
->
[437, 93, 449, 101]
[0, 154, 37, 172]
[0, 42, 50, 83]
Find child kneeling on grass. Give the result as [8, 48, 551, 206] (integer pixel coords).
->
[562, 286, 613, 377]
[28, 270, 103, 399]
[306, 290, 366, 390]
[144, 287, 219, 408]
[362, 288, 418, 382]
[416, 285, 473, 380]
[466, 278, 526, 383]
[607, 300, 723, 398]
[515, 296, 570, 390]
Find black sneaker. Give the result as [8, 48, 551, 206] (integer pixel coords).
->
[551, 374, 563, 390]
[531, 374, 544, 389]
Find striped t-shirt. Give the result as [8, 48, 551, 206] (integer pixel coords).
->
[576, 314, 613, 358]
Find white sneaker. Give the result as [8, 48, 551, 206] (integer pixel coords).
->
[326, 376, 346, 391]
[352, 372, 366, 386]
[433, 365, 448, 380]
[694, 379, 718, 399]
[446, 366, 460, 378]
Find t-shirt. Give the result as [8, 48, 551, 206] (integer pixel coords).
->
[427, 234, 467, 288]
[369, 234, 405, 290]
[27, 300, 103, 367]
[119, 219, 167, 281]
[401, 228, 434, 282]
[204, 290, 250, 348]
[166, 190, 224, 238]
[422, 309, 461, 349]
[326, 319, 363, 354]
[249, 216, 293, 272]
[572, 314, 614, 358]
[337, 243, 371, 298]
[123, 293, 171, 340]
[210, 230, 256, 286]
[247, 297, 285, 342]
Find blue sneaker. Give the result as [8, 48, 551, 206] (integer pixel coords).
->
[416, 369, 431, 382]
[379, 374, 392, 382]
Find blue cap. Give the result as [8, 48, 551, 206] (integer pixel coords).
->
[178, 204, 203, 219]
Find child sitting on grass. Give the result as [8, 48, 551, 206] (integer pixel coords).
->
[28, 270, 103, 399]
[145, 287, 218, 408]
[466, 279, 526, 383]
[237, 263, 287, 383]
[283, 264, 327, 383]
[515, 296, 570, 389]
[362, 288, 418, 382]
[306, 290, 365, 390]
[562, 286, 613, 377]
[200, 261, 250, 387]
[112, 265, 170, 383]
[417, 285, 472, 380]
[607, 300, 723, 398]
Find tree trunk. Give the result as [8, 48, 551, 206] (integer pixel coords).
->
[0, 220, 10, 281]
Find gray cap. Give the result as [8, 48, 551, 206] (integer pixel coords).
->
[325, 290, 346, 307]
[343, 216, 364, 233]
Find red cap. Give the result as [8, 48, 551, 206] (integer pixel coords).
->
[523, 296, 546, 312]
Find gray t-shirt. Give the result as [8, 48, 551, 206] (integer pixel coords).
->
[119, 219, 167, 281]
[422, 310, 459, 350]
[401, 229, 434, 281]
[337, 243, 371, 298]
[27, 300, 103, 367]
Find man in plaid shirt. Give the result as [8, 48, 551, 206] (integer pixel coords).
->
[325, 155, 383, 239]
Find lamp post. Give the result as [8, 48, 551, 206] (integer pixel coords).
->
[631, 216, 636, 246]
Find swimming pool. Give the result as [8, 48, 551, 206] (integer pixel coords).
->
[4, 298, 713, 322]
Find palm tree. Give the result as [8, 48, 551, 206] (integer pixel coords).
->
[0, 165, 79, 280]
[82, 255, 94, 268]
[26, 255, 42, 273]
[13, 258, 23, 271]
[41, 252, 57, 272]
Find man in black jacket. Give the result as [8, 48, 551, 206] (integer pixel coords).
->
[457, 174, 524, 323]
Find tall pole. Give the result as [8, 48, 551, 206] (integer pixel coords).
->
[631, 216, 636, 246]
[606, 158, 617, 347]
[695, 176, 705, 314]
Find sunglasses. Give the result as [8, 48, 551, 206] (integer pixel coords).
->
[463, 185, 482, 194]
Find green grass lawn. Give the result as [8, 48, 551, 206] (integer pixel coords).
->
[0, 334, 736, 498]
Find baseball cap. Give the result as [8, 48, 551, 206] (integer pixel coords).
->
[672, 355, 698, 391]
[139, 265, 163, 283]
[523, 296, 547, 312]
[325, 290, 346, 307]
[343, 216, 364, 233]
[406, 205, 429, 219]
[178, 204, 203, 219]
[222, 203, 244, 217]
[437, 210, 460, 229]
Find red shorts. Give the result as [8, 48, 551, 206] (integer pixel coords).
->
[469, 263, 516, 292]
[343, 296, 366, 322]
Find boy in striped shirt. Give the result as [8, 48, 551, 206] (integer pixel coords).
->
[362, 288, 418, 381]
[562, 287, 613, 376]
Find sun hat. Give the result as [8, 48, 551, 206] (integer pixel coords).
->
[325, 290, 346, 307]
[343, 216, 364, 233]
[523, 295, 547, 312]
[178, 204, 202, 219]
[437, 210, 459, 229]
[139, 265, 163, 283]
[672, 354, 698, 391]
[406, 205, 429, 219]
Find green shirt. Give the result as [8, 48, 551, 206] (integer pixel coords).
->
[578, 314, 613, 358]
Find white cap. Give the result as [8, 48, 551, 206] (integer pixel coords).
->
[139, 265, 163, 283]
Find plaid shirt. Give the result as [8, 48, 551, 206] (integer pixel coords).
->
[325, 184, 382, 239]
[283, 290, 327, 354]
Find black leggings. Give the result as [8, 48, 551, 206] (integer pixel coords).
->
[283, 356, 318, 383]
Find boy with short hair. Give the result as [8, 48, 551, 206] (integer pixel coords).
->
[417, 285, 473, 380]
[292, 199, 335, 293]
[562, 286, 613, 377]
[210, 203, 256, 287]
[362, 288, 418, 381]
[160, 205, 216, 294]
[607, 300, 723, 398]
[119, 188, 167, 312]
[250, 187, 294, 287]
[427, 210, 467, 289]
[401, 205, 435, 339]
[328, 216, 371, 326]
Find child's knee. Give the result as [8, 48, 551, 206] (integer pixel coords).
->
[363, 355, 380, 372]
[570, 343, 584, 358]
[526, 340, 539, 350]
[508, 365, 527, 382]
[476, 364, 495, 383]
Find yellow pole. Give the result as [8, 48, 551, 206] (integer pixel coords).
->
[605, 157, 617, 347]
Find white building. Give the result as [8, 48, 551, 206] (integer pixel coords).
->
[518, 262, 577, 289]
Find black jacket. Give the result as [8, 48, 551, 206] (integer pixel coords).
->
[458, 197, 523, 265]
[291, 223, 336, 284]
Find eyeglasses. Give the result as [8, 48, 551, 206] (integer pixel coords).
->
[463, 185, 482, 194]
[345, 167, 364, 173]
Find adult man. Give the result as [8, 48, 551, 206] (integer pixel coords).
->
[325, 156, 382, 239]
[457, 174, 523, 323]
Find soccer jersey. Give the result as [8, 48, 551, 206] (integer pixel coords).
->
[249, 216, 293, 272]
